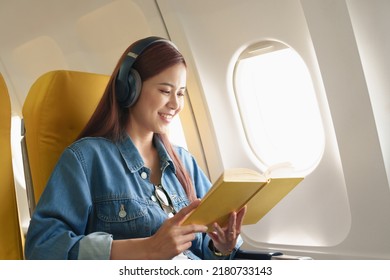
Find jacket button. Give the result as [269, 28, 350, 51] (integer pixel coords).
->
[119, 204, 127, 218]
[141, 171, 148, 179]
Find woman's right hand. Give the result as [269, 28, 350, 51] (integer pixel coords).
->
[110, 199, 206, 259]
[149, 199, 208, 259]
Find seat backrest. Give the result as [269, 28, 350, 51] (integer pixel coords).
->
[22, 70, 109, 210]
[0, 73, 24, 259]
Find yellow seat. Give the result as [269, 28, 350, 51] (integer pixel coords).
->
[0, 73, 24, 259]
[22, 70, 109, 211]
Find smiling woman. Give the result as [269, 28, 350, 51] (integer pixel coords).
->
[2, 0, 389, 264]
[129, 64, 186, 135]
[24, 37, 246, 260]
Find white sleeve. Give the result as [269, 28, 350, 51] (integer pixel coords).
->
[78, 232, 113, 260]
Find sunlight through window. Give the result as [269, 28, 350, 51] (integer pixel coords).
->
[234, 41, 324, 173]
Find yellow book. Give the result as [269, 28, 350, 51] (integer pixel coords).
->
[181, 168, 303, 230]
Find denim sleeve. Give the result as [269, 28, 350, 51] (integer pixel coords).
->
[25, 147, 94, 259]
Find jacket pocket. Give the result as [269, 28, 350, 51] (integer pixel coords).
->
[95, 198, 150, 239]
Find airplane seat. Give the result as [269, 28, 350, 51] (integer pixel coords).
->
[21, 70, 110, 214]
[0, 73, 24, 259]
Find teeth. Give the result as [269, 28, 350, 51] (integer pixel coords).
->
[160, 113, 173, 119]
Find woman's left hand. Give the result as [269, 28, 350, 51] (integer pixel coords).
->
[207, 206, 247, 255]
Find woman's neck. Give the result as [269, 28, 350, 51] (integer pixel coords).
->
[128, 131, 161, 185]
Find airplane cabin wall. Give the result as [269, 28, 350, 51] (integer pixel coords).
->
[156, 0, 390, 259]
[346, 0, 390, 183]
[300, 0, 390, 259]
[0, 0, 164, 116]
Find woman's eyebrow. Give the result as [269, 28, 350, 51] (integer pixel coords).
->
[158, 82, 186, 90]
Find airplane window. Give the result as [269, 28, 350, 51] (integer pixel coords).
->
[234, 41, 325, 174]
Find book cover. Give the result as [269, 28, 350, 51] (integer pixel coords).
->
[181, 168, 303, 230]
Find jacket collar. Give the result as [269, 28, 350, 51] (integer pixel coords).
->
[115, 134, 176, 174]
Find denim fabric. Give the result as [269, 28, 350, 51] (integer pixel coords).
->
[24, 135, 241, 260]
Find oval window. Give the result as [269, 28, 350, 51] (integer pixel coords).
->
[234, 41, 324, 173]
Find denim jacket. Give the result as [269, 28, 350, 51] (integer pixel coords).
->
[25, 135, 242, 260]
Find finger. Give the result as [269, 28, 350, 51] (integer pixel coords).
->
[207, 228, 221, 244]
[173, 228, 206, 253]
[213, 222, 226, 239]
[235, 206, 247, 230]
[228, 211, 237, 233]
[180, 224, 208, 235]
[176, 240, 194, 253]
[173, 199, 201, 224]
[206, 224, 220, 244]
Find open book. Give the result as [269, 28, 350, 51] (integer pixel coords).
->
[181, 167, 303, 230]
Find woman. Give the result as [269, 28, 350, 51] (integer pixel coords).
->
[25, 36, 246, 260]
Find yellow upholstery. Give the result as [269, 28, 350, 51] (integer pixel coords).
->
[0, 73, 24, 259]
[22, 70, 109, 207]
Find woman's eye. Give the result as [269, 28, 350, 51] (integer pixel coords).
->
[160, 89, 170, 94]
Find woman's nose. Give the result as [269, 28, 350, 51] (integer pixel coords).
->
[167, 94, 180, 110]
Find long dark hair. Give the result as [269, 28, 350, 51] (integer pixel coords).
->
[78, 38, 196, 201]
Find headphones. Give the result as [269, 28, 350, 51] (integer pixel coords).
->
[115, 36, 171, 108]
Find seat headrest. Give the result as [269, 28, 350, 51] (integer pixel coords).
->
[22, 70, 109, 203]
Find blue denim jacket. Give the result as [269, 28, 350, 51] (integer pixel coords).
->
[25, 135, 242, 260]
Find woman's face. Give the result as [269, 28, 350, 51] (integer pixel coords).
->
[129, 63, 187, 137]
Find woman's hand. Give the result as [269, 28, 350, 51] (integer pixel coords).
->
[110, 199, 207, 260]
[207, 206, 247, 256]
[148, 199, 208, 259]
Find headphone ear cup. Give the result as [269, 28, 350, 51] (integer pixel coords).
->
[126, 69, 142, 107]
[116, 68, 142, 108]
[116, 37, 170, 107]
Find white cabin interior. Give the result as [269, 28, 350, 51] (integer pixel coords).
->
[1, 0, 389, 259]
